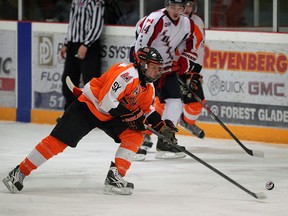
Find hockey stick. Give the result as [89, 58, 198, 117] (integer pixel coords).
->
[178, 77, 264, 158]
[66, 76, 83, 97]
[146, 125, 266, 200]
[66, 75, 265, 199]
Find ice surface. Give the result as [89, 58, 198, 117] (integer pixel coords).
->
[0, 122, 287, 216]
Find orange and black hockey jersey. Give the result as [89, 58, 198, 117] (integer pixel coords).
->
[78, 62, 157, 122]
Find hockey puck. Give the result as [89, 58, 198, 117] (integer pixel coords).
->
[265, 181, 274, 190]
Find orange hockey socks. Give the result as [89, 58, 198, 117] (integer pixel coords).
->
[115, 129, 143, 176]
[19, 135, 68, 176]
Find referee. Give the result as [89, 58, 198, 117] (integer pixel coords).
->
[60, 0, 105, 110]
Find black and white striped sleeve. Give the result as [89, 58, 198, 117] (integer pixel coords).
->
[83, 0, 105, 47]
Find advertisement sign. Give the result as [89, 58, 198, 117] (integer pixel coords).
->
[29, 24, 288, 130]
[0, 30, 16, 107]
[198, 100, 288, 128]
[32, 25, 134, 110]
[200, 41, 288, 129]
[33, 32, 66, 110]
[100, 35, 134, 73]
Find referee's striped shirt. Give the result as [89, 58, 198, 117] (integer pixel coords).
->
[65, 0, 105, 47]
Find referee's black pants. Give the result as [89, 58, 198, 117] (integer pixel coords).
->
[61, 40, 102, 110]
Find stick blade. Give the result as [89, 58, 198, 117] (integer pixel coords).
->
[253, 150, 264, 158]
[255, 192, 267, 199]
[65, 76, 74, 92]
[66, 76, 82, 97]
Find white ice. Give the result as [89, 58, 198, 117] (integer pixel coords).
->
[0, 121, 288, 216]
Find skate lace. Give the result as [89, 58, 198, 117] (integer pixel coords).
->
[18, 172, 25, 184]
[11, 167, 25, 184]
[109, 168, 127, 186]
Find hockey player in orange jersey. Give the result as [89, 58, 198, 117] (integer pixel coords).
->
[2, 47, 182, 195]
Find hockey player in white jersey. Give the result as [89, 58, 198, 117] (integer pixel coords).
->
[133, 0, 199, 159]
[178, 0, 206, 139]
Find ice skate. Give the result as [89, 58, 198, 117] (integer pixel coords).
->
[134, 148, 147, 161]
[179, 116, 205, 138]
[103, 162, 134, 195]
[155, 137, 186, 159]
[3, 165, 25, 193]
[134, 134, 153, 161]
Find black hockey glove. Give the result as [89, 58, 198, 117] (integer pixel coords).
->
[186, 72, 203, 92]
[121, 108, 146, 131]
[153, 119, 178, 145]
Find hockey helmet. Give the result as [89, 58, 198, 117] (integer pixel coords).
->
[186, 0, 198, 13]
[135, 47, 164, 83]
[165, 0, 187, 7]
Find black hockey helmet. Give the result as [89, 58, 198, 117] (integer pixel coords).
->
[165, 0, 187, 7]
[135, 47, 164, 83]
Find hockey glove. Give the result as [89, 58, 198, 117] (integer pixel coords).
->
[186, 72, 203, 92]
[153, 119, 178, 144]
[178, 74, 189, 97]
[121, 108, 146, 131]
[177, 52, 197, 75]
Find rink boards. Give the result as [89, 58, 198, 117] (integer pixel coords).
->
[0, 22, 287, 144]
